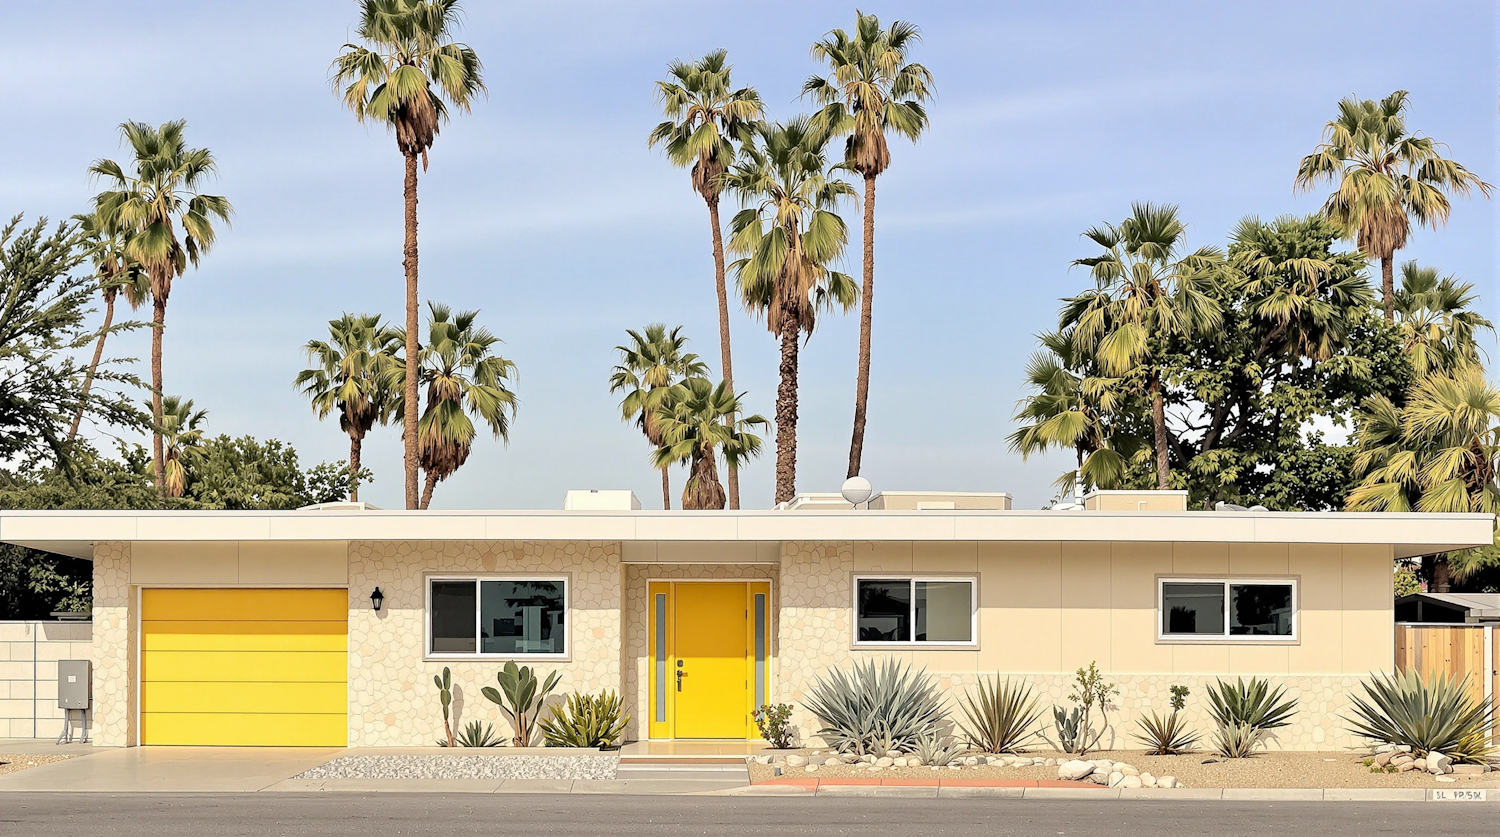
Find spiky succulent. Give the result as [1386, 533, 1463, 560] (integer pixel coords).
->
[803, 659, 946, 755]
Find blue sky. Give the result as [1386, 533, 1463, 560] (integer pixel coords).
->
[0, 1, 1495, 510]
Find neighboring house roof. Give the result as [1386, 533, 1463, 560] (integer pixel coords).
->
[0, 508, 1490, 560]
[1396, 592, 1500, 621]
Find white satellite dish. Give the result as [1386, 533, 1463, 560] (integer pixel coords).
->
[841, 475, 873, 507]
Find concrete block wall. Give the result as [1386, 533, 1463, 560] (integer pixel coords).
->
[0, 621, 92, 739]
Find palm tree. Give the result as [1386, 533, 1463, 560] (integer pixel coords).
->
[1393, 262, 1493, 377]
[333, 0, 485, 509]
[90, 120, 232, 496]
[608, 324, 708, 509]
[1007, 330, 1137, 494]
[295, 314, 402, 502]
[1062, 203, 1223, 489]
[67, 210, 149, 445]
[1294, 91, 1491, 322]
[726, 118, 859, 504]
[649, 50, 762, 510]
[156, 395, 208, 499]
[396, 304, 517, 510]
[652, 376, 768, 510]
[1347, 366, 1500, 589]
[804, 12, 933, 481]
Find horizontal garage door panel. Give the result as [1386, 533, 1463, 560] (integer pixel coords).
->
[141, 588, 347, 746]
[142, 712, 346, 747]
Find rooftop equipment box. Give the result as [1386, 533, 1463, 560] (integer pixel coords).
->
[57, 660, 91, 710]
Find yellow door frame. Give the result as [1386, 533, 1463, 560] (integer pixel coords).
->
[646, 579, 772, 740]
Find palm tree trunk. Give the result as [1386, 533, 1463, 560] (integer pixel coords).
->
[67, 291, 115, 445]
[150, 292, 167, 497]
[687, 450, 725, 510]
[660, 467, 671, 511]
[1149, 371, 1170, 490]
[707, 197, 740, 510]
[1380, 254, 1395, 322]
[847, 171, 877, 479]
[349, 433, 362, 503]
[402, 150, 422, 510]
[1428, 554, 1453, 593]
[420, 471, 436, 511]
[774, 318, 801, 505]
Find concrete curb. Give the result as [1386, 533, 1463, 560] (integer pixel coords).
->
[731, 785, 1495, 802]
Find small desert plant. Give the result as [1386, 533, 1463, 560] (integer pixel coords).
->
[434, 666, 455, 748]
[481, 661, 562, 747]
[1044, 662, 1118, 756]
[1206, 677, 1297, 758]
[1133, 684, 1201, 755]
[754, 703, 796, 749]
[1344, 670, 1497, 764]
[1048, 705, 1087, 754]
[914, 731, 968, 766]
[538, 690, 630, 749]
[957, 676, 1045, 754]
[803, 659, 947, 755]
[456, 720, 502, 747]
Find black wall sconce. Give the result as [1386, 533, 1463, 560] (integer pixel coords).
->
[370, 587, 384, 612]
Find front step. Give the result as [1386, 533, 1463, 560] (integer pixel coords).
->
[619, 756, 747, 767]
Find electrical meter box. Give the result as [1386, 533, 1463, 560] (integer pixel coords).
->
[57, 660, 91, 710]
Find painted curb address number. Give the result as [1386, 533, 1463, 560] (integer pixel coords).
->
[1430, 789, 1488, 802]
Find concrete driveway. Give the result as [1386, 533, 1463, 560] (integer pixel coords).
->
[0, 746, 341, 793]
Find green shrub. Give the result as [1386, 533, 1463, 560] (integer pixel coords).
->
[1047, 705, 1086, 754]
[1206, 677, 1297, 758]
[803, 659, 946, 755]
[456, 720, 502, 747]
[754, 703, 796, 749]
[1133, 684, 1201, 755]
[481, 661, 562, 747]
[957, 676, 1044, 754]
[539, 690, 630, 749]
[1344, 670, 1497, 764]
[1044, 662, 1118, 756]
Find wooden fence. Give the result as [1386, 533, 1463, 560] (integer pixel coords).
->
[1393, 624, 1497, 714]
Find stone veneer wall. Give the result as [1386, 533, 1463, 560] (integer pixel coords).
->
[91, 541, 132, 747]
[346, 540, 621, 747]
[620, 563, 779, 741]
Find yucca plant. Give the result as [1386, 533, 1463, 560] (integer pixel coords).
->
[1344, 670, 1497, 764]
[538, 690, 631, 749]
[914, 731, 967, 766]
[803, 659, 946, 755]
[957, 676, 1044, 753]
[456, 720, 502, 747]
[1133, 684, 1201, 755]
[1206, 677, 1297, 757]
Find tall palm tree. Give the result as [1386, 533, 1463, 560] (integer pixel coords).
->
[1295, 91, 1491, 322]
[67, 210, 149, 445]
[652, 376, 767, 510]
[649, 50, 762, 510]
[156, 395, 208, 499]
[396, 304, 517, 510]
[1062, 203, 1223, 489]
[804, 11, 933, 481]
[295, 314, 402, 502]
[333, 0, 485, 509]
[1347, 366, 1500, 589]
[726, 118, 859, 504]
[608, 324, 708, 509]
[90, 120, 232, 496]
[1393, 262, 1493, 377]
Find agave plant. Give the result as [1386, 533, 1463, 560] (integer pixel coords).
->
[481, 661, 562, 747]
[538, 690, 631, 749]
[1206, 677, 1298, 758]
[1344, 670, 1497, 764]
[803, 658, 946, 755]
[456, 720, 502, 747]
[913, 731, 968, 767]
[1133, 684, 1201, 755]
[957, 676, 1044, 754]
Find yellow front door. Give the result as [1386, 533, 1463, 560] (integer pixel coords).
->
[648, 581, 769, 739]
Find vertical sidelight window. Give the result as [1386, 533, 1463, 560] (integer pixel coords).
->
[654, 592, 668, 723]
[754, 592, 767, 708]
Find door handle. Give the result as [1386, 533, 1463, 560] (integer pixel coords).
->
[676, 669, 687, 691]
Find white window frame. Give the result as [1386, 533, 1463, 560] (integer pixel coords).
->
[1156, 577, 1299, 642]
[426, 574, 571, 660]
[851, 575, 978, 647]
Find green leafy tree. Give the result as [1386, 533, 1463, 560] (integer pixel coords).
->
[804, 11, 933, 480]
[186, 435, 361, 509]
[333, 0, 485, 510]
[296, 314, 402, 501]
[67, 210, 148, 446]
[652, 376, 767, 510]
[1062, 203, 1223, 489]
[1393, 262, 1493, 377]
[1295, 91, 1491, 322]
[608, 324, 708, 509]
[649, 51, 761, 510]
[90, 120, 233, 495]
[727, 118, 859, 504]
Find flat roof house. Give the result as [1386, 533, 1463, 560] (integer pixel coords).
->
[0, 489, 1490, 750]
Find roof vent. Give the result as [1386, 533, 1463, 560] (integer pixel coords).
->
[563, 490, 642, 511]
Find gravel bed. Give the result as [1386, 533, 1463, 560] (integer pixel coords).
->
[296, 753, 618, 781]
[0, 754, 72, 777]
[749, 750, 1500, 789]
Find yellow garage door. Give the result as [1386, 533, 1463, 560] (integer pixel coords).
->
[141, 588, 347, 746]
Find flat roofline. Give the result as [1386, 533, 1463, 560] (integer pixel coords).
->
[0, 508, 1490, 560]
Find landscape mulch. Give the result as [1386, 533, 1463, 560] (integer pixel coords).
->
[0, 754, 72, 777]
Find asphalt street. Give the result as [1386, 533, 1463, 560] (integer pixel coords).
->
[0, 794, 1494, 836]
